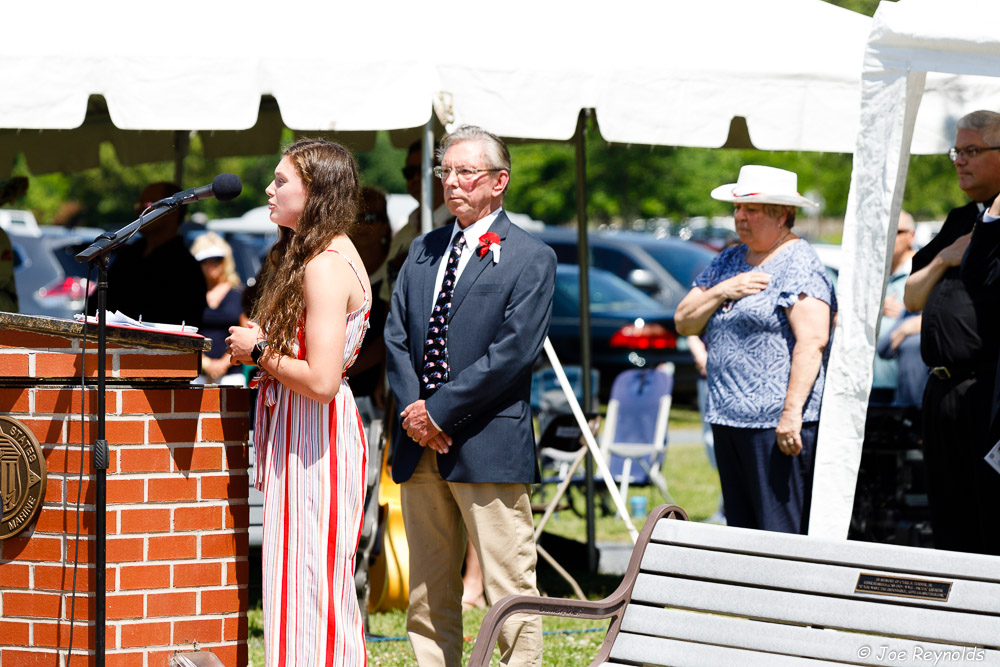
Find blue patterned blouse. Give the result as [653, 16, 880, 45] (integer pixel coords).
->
[694, 240, 837, 428]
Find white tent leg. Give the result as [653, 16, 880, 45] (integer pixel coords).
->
[810, 68, 926, 539]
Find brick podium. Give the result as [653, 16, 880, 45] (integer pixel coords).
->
[0, 313, 250, 667]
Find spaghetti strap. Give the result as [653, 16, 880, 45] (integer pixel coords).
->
[325, 248, 369, 300]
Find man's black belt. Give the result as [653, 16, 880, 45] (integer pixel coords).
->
[929, 365, 977, 380]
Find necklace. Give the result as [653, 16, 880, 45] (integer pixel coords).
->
[748, 229, 792, 264]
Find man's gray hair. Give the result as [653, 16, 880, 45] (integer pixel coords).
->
[438, 125, 511, 174]
[957, 110, 1000, 145]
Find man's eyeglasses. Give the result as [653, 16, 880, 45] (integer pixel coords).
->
[401, 165, 420, 180]
[432, 166, 501, 181]
[948, 145, 1000, 162]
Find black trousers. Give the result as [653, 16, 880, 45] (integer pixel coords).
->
[922, 374, 1000, 556]
[712, 423, 818, 535]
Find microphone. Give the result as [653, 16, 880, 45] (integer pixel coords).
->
[149, 173, 243, 208]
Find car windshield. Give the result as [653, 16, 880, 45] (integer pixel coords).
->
[554, 268, 664, 316]
[641, 242, 716, 287]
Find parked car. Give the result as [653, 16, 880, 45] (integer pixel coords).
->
[10, 227, 104, 319]
[546, 265, 696, 401]
[532, 228, 716, 310]
[0, 208, 42, 236]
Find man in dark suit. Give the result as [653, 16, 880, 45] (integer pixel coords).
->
[904, 109, 1000, 556]
[961, 171, 1000, 547]
[385, 126, 556, 666]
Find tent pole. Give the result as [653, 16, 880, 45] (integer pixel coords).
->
[420, 117, 434, 235]
[575, 108, 598, 574]
[172, 130, 189, 185]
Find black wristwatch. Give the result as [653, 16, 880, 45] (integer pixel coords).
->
[250, 340, 269, 366]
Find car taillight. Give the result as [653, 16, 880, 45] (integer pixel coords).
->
[37, 276, 95, 302]
[610, 318, 677, 350]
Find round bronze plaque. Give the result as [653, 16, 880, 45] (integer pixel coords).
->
[0, 416, 47, 540]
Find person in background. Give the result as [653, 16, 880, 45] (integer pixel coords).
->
[190, 232, 246, 386]
[876, 311, 926, 409]
[0, 226, 17, 313]
[226, 139, 371, 664]
[905, 109, 1000, 556]
[963, 165, 1000, 487]
[676, 165, 837, 535]
[105, 182, 206, 327]
[346, 186, 392, 414]
[871, 211, 918, 404]
[0, 176, 28, 313]
[686, 335, 725, 524]
[372, 140, 449, 303]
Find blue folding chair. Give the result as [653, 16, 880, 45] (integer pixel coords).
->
[599, 365, 674, 502]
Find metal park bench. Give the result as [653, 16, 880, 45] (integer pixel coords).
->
[469, 504, 1000, 666]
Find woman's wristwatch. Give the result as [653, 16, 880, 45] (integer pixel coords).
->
[250, 340, 269, 366]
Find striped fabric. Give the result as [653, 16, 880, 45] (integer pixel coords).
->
[253, 250, 371, 666]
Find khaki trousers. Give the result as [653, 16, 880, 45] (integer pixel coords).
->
[401, 453, 542, 667]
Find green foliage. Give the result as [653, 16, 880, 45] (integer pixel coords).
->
[821, 0, 884, 17]
[356, 131, 408, 194]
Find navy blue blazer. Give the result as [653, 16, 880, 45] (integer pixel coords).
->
[384, 210, 557, 484]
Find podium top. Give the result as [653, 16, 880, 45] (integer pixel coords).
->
[0, 312, 211, 352]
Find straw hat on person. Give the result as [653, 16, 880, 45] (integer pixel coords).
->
[711, 165, 819, 208]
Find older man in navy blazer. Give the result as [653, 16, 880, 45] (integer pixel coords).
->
[385, 125, 556, 666]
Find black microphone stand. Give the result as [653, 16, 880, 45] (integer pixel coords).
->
[75, 204, 181, 667]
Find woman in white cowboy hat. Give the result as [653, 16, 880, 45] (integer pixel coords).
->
[676, 165, 837, 535]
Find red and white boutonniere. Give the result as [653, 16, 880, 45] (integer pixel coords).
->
[477, 232, 501, 264]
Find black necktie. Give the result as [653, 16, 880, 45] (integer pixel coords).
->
[422, 232, 466, 394]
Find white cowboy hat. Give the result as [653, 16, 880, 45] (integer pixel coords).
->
[710, 165, 819, 208]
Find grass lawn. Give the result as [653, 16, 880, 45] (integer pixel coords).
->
[248, 413, 720, 666]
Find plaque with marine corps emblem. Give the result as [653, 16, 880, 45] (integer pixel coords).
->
[0, 416, 47, 540]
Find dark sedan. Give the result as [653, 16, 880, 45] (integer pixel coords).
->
[546, 265, 695, 402]
[533, 228, 716, 311]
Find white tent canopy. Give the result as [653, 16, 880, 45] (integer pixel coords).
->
[1, 0, 878, 176]
[810, 0, 1000, 539]
[439, 0, 873, 151]
[0, 1, 437, 173]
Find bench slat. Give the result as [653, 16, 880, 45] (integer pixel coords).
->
[639, 543, 1000, 614]
[628, 573, 1000, 647]
[651, 520, 1000, 582]
[606, 632, 857, 666]
[618, 604, 1000, 666]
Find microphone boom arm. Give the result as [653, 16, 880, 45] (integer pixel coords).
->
[74, 203, 179, 264]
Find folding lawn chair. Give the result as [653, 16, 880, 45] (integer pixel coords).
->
[599, 365, 674, 502]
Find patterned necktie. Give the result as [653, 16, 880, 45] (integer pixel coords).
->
[422, 232, 466, 394]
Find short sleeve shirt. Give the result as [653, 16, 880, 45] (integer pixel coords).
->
[694, 240, 837, 428]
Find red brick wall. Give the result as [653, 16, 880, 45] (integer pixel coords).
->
[0, 383, 250, 667]
[0, 329, 200, 381]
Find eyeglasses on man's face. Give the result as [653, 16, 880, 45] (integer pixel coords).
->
[432, 166, 501, 181]
[948, 145, 1000, 162]
[401, 165, 420, 180]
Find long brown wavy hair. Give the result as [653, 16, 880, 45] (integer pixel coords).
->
[252, 139, 360, 358]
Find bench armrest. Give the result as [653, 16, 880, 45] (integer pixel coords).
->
[468, 504, 689, 666]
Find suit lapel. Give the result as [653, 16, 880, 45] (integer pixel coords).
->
[450, 211, 511, 317]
